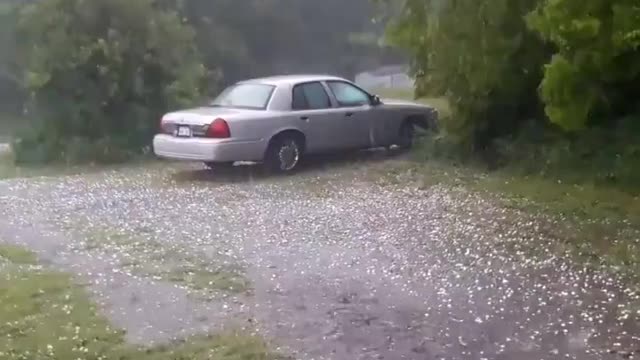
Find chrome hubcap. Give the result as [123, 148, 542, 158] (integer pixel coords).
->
[278, 140, 299, 171]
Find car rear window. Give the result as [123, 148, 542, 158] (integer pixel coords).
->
[211, 83, 275, 110]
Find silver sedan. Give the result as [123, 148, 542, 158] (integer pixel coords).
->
[153, 75, 438, 172]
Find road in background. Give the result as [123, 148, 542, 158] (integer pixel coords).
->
[355, 64, 413, 92]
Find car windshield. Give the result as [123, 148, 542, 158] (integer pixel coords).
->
[210, 83, 275, 110]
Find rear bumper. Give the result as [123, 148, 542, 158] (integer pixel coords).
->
[153, 134, 266, 162]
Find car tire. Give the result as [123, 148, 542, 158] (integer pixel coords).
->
[396, 121, 415, 150]
[264, 134, 303, 174]
[204, 161, 235, 170]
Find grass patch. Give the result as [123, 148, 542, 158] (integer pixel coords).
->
[83, 229, 251, 296]
[478, 174, 640, 224]
[0, 244, 279, 360]
[383, 159, 640, 284]
[0, 151, 17, 179]
[165, 266, 250, 294]
[0, 244, 38, 265]
[0, 150, 81, 180]
[370, 87, 640, 283]
[0, 152, 166, 180]
[473, 171, 640, 281]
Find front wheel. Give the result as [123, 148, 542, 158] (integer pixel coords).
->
[396, 122, 415, 150]
[264, 135, 303, 174]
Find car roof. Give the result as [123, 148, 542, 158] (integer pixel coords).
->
[238, 74, 347, 86]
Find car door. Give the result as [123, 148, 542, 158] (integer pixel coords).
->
[325, 80, 385, 148]
[290, 81, 348, 153]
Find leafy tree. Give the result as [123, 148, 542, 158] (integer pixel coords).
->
[527, 0, 640, 130]
[0, 0, 23, 114]
[15, 0, 209, 163]
[180, 0, 389, 84]
[386, 0, 548, 149]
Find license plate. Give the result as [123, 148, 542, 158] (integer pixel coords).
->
[176, 126, 191, 137]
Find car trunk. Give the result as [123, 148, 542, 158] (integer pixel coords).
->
[160, 107, 249, 137]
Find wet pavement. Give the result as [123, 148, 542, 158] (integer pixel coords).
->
[0, 157, 638, 359]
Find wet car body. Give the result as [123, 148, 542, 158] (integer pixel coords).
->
[153, 75, 438, 172]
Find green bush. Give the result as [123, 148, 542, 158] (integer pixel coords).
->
[527, 0, 640, 130]
[14, 0, 210, 164]
[387, 0, 640, 194]
[386, 0, 548, 149]
[413, 131, 474, 164]
[414, 113, 640, 193]
[13, 126, 147, 165]
[0, 1, 24, 117]
[492, 116, 640, 192]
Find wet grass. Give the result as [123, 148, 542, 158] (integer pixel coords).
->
[300, 180, 334, 198]
[0, 151, 19, 179]
[368, 89, 640, 283]
[377, 159, 640, 284]
[0, 151, 92, 180]
[0, 244, 38, 265]
[0, 243, 279, 360]
[165, 266, 250, 294]
[0, 148, 169, 180]
[476, 172, 640, 282]
[84, 229, 251, 295]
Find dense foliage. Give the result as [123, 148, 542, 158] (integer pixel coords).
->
[387, 0, 548, 149]
[5, 0, 638, 171]
[528, 0, 640, 130]
[179, 0, 394, 84]
[0, 0, 22, 114]
[11, 0, 208, 163]
[388, 0, 640, 135]
[0, 0, 393, 163]
[388, 0, 640, 188]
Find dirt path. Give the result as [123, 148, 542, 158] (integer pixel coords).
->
[0, 158, 638, 359]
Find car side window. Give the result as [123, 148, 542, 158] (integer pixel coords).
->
[292, 82, 331, 110]
[327, 81, 371, 107]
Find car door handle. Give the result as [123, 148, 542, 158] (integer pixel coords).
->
[345, 112, 354, 117]
[299, 116, 309, 121]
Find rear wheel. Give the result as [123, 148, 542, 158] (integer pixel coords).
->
[204, 161, 235, 170]
[264, 135, 303, 173]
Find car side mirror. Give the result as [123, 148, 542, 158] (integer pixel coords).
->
[371, 95, 382, 106]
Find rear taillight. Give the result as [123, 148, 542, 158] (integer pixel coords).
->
[206, 118, 231, 138]
[159, 117, 168, 133]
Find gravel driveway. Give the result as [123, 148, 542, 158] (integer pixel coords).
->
[0, 156, 638, 359]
